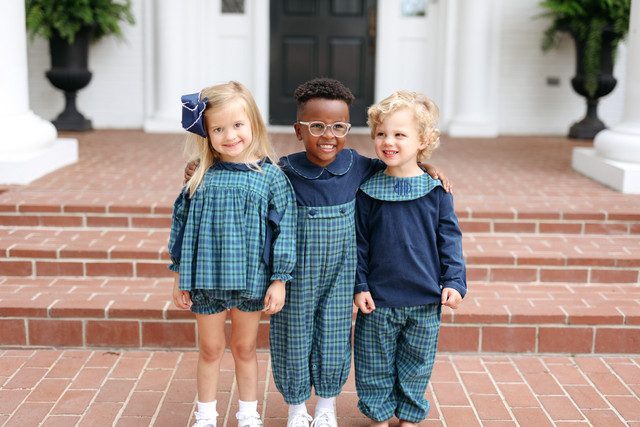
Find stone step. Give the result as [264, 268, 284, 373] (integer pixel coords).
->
[2, 194, 639, 234]
[1, 277, 638, 354]
[1, 228, 639, 283]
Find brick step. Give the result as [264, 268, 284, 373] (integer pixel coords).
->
[1, 228, 639, 282]
[2, 198, 639, 234]
[1, 277, 638, 354]
[0, 197, 173, 229]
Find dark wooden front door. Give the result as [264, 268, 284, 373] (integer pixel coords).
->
[269, 0, 377, 126]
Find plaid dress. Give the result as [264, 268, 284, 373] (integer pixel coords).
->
[353, 171, 466, 422]
[168, 160, 296, 303]
[269, 149, 383, 404]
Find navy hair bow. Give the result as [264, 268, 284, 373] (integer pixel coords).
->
[181, 92, 208, 138]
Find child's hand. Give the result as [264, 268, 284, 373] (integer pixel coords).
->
[441, 288, 462, 309]
[183, 159, 200, 184]
[354, 291, 376, 314]
[264, 280, 286, 314]
[421, 163, 452, 194]
[172, 273, 192, 309]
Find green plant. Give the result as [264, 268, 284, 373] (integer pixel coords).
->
[25, 0, 135, 44]
[538, 0, 630, 97]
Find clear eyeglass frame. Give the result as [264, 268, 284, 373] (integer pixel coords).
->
[297, 121, 352, 137]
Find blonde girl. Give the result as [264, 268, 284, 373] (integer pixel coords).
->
[169, 81, 297, 427]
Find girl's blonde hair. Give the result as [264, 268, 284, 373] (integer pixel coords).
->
[367, 90, 441, 161]
[184, 81, 275, 196]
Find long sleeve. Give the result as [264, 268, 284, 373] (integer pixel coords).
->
[167, 187, 190, 273]
[436, 190, 467, 298]
[354, 190, 371, 294]
[267, 173, 297, 282]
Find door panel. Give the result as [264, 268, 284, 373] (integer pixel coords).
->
[270, 0, 376, 126]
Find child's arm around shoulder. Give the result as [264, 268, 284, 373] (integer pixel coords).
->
[183, 159, 199, 185]
[421, 163, 452, 193]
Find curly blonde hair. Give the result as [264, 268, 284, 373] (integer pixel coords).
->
[184, 81, 275, 196]
[367, 90, 440, 161]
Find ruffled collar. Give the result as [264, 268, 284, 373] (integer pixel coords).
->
[283, 149, 354, 179]
[211, 157, 271, 172]
[360, 170, 442, 201]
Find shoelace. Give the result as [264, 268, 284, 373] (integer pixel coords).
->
[289, 412, 313, 427]
[310, 410, 336, 427]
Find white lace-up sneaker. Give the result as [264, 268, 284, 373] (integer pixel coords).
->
[287, 411, 313, 427]
[310, 409, 337, 427]
[236, 411, 263, 427]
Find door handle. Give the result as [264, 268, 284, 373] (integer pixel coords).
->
[368, 7, 376, 55]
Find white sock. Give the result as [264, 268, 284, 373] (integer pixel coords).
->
[315, 397, 335, 413]
[196, 400, 218, 419]
[237, 399, 259, 417]
[288, 403, 308, 416]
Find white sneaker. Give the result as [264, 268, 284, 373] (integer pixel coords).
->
[310, 409, 337, 427]
[236, 411, 263, 427]
[288, 411, 313, 427]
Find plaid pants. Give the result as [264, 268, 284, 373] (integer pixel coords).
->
[270, 202, 356, 404]
[354, 303, 442, 422]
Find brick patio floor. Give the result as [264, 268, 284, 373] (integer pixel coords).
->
[1, 349, 639, 427]
[1, 130, 640, 426]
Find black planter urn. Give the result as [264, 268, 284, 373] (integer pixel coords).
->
[46, 25, 94, 131]
[568, 29, 617, 139]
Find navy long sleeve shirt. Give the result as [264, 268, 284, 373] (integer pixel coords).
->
[354, 171, 467, 308]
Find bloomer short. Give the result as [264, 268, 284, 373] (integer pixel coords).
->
[190, 289, 264, 315]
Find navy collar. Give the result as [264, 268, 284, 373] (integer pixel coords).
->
[283, 149, 354, 179]
[211, 157, 271, 172]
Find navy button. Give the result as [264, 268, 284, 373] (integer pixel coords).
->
[340, 208, 346, 214]
[309, 209, 318, 216]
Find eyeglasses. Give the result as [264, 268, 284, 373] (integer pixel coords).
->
[297, 121, 352, 137]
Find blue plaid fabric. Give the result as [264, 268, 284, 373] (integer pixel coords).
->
[354, 303, 442, 422]
[269, 200, 356, 404]
[168, 161, 296, 300]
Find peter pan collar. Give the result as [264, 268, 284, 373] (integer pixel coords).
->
[283, 149, 354, 179]
[212, 158, 270, 172]
[360, 170, 442, 201]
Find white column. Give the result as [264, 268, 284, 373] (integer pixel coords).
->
[0, 1, 77, 184]
[572, 0, 640, 193]
[143, 0, 186, 133]
[447, 0, 500, 137]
